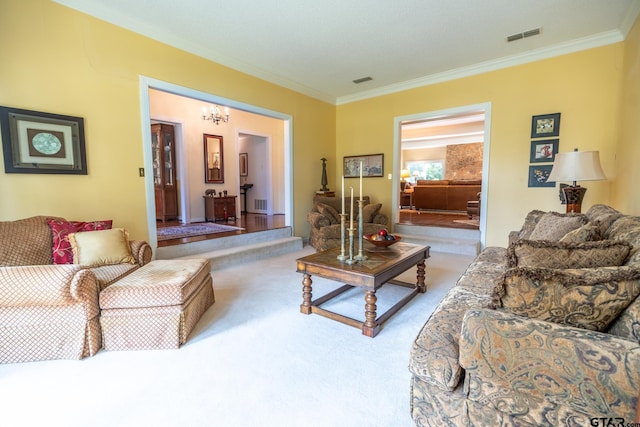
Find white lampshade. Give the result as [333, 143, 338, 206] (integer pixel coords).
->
[547, 150, 606, 184]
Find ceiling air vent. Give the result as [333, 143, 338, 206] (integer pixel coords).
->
[352, 76, 373, 84]
[507, 27, 541, 42]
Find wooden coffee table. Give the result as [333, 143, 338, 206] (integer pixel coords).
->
[296, 242, 430, 337]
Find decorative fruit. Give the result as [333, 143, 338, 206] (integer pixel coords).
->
[378, 229, 388, 237]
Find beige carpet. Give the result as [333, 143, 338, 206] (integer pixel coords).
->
[0, 246, 474, 427]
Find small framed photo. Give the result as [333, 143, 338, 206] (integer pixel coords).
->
[530, 139, 559, 163]
[239, 152, 248, 177]
[531, 113, 561, 138]
[528, 165, 555, 187]
[0, 106, 87, 174]
[343, 153, 384, 178]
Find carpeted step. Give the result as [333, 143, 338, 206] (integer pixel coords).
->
[155, 227, 303, 269]
[173, 236, 304, 270]
[393, 224, 480, 256]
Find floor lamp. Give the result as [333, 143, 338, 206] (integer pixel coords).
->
[547, 149, 606, 213]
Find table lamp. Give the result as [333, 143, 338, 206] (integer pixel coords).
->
[400, 169, 410, 190]
[547, 148, 606, 213]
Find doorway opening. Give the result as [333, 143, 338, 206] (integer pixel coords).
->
[238, 133, 271, 215]
[393, 103, 491, 247]
[139, 77, 293, 253]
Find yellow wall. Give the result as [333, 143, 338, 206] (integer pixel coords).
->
[1, 1, 638, 249]
[0, 0, 335, 240]
[338, 44, 625, 246]
[613, 13, 640, 213]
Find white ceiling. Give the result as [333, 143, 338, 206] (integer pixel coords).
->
[402, 111, 486, 150]
[54, 0, 640, 105]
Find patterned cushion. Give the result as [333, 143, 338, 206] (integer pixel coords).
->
[559, 222, 601, 243]
[0, 216, 59, 266]
[361, 203, 382, 223]
[69, 228, 135, 267]
[607, 296, 640, 341]
[492, 266, 640, 331]
[607, 215, 640, 266]
[506, 239, 631, 269]
[315, 202, 340, 224]
[528, 212, 588, 241]
[47, 218, 113, 264]
[585, 204, 623, 237]
[515, 210, 547, 241]
[459, 309, 640, 426]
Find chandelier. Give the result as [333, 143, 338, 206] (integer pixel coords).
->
[202, 105, 230, 125]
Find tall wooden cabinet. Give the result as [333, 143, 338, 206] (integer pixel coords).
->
[151, 124, 178, 222]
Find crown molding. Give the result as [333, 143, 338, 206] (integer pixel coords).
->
[620, 0, 640, 36]
[53, 0, 337, 105]
[336, 30, 625, 106]
[53, 1, 636, 107]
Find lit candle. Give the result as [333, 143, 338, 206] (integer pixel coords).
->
[341, 175, 345, 215]
[350, 187, 354, 229]
[359, 161, 363, 201]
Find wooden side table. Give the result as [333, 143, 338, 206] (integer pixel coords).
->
[203, 195, 237, 222]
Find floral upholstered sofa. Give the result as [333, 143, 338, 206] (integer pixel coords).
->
[0, 216, 152, 363]
[409, 205, 640, 426]
[307, 195, 389, 251]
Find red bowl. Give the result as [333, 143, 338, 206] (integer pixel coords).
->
[363, 234, 401, 247]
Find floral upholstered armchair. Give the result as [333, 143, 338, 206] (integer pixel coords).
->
[307, 195, 388, 251]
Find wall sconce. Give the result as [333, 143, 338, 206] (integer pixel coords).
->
[547, 148, 606, 213]
[202, 105, 230, 125]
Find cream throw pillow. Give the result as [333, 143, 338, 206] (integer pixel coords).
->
[69, 228, 135, 267]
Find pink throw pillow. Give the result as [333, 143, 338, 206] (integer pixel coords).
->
[47, 218, 113, 264]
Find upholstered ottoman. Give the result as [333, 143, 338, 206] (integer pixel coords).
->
[99, 259, 214, 351]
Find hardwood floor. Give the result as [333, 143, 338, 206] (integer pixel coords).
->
[398, 210, 479, 230]
[156, 210, 476, 248]
[157, 213, 286, 247]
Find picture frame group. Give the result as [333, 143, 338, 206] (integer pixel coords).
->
[528, 112, 561, 187]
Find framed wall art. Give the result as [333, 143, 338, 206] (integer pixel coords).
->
[528, 165, 556, 187]
[204, 134, 224, 183]
[530, 112, 561, 138]
[529, 139, 559, 163]
[343, 153, 384, 178]
[0, 106, 87, 174]
[239, 152, 248, 177]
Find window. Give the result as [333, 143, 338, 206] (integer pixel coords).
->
[405, 160, 444, 182]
